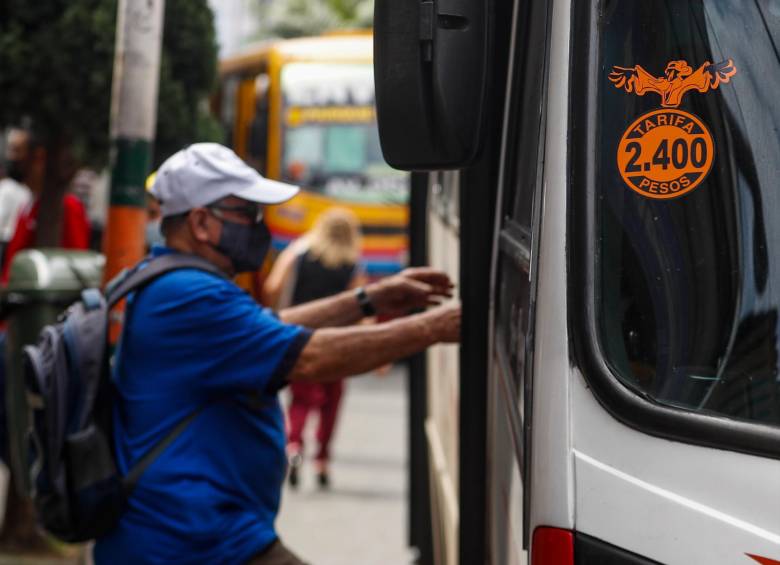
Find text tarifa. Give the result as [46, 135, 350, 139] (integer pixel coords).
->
[630, 112, 697, 137]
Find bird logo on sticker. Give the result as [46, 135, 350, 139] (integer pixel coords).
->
[610, 58, 737, 199]
[609, 59, 737, 108]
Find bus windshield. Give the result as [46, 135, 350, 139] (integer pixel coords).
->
[596, 0, 780, 426]
[280, 62, 407, 205]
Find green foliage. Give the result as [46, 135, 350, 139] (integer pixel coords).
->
[0, 0, 222, 170]
[0, 0, 117, 166]
[154, 0, 223, 168]
[256, 0, 374, 40]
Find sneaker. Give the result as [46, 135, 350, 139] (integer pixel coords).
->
[316, 470, 330, 490]
[314, 461, 330, 490]
[288, 453, 302, 489]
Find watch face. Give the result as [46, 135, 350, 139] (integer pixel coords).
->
[356, 287, 376, 316]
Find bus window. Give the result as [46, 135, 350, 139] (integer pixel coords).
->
[283, 126, 325, 180]
[508, 9, 548, 232]
[495, 0, 549, 395]
[597, 0, 780, 426]
[280, 61, 408, 205]
[323, 126, 368, 173]
[282, 121, 406, 204]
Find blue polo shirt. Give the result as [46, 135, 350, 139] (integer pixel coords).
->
[94, 247, 311, 565]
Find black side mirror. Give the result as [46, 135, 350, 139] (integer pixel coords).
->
[374, 0, 490, 171]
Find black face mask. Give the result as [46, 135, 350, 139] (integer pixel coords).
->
[214, 219, 272, 273]
[5, 159, 25, 183]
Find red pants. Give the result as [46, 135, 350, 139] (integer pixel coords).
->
[287, 380, 344, 462]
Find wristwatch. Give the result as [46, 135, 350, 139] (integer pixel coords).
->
[354, 286, 376, 316]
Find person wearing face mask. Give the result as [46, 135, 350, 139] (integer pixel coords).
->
[0, 130, 33, 266]
[94, 143, 461, 565]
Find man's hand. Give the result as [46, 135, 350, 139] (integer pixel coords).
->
[367, 267, 454, 317]
[280, 267, 454, 329]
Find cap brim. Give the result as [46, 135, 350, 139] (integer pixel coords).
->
[233, 178, 300, 205]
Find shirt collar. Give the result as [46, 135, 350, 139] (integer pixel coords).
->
[150, 244, 177, 258]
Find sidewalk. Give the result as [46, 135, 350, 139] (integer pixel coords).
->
[276, 367, 413, 565]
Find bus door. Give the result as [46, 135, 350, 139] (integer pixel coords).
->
[488, 0, 551, 562]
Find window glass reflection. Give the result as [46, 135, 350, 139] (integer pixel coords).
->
[597, 0, 780, 425]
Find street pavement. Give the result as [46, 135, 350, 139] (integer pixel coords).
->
[277, 366, 414, 565]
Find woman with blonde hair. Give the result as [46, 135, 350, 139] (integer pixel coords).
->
[263, 207, 365, 488]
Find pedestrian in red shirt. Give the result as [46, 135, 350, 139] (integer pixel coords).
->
[1, 127, 90, 282]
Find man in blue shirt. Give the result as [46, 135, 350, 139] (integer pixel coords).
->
[94, 144, 460, 565]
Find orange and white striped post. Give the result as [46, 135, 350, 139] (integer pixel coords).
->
[103, 0, 165, 341]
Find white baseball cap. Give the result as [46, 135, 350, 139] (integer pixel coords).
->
[149, 143, 299, 217]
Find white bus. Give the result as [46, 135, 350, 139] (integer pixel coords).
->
[375, 0, 780, 563]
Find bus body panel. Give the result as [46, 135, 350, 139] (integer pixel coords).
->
[526, 0, 575, 542]
[266, 48, 284, 182]
[572, 371, 780, 564]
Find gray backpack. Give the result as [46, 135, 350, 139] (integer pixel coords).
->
[21, 253, 225, 542]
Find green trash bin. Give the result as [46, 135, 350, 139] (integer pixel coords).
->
[1, 249, 104, 495]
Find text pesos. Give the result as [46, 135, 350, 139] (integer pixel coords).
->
[617, 109, 714, 199]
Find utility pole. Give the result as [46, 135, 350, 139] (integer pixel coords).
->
[103, 0, 165, 339]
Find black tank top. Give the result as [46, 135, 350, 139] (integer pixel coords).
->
[291, 250, 356, 306]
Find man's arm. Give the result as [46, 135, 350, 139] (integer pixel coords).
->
[278, 267, 454, 329]
[288, 302, 460, 382]
[278, 287, 366, 328]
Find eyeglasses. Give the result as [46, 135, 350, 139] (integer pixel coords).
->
[207, 203, 264, 224]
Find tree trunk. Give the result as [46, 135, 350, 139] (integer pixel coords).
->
[34, 141, 72, 248]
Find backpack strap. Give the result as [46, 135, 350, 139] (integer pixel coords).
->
[107, 253, 227, 495]
[121, 408, 202, 495]
[107, 253, 227, 309]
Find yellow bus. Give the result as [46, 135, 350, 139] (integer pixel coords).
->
[216, 33, 408, 294]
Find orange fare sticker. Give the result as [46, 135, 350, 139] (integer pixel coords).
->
[610, 58, 737, 199]
[617, 109, 714, 199]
